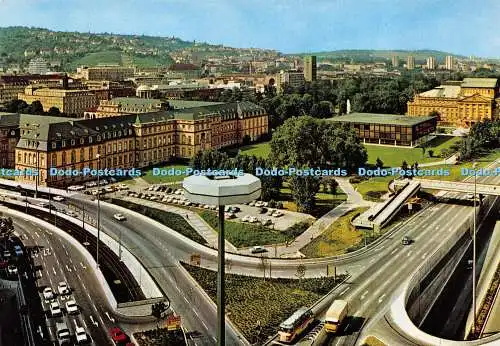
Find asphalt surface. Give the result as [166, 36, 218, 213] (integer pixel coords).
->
[12, 216, 115, 346]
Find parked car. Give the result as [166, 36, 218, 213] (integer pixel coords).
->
[241, 215, 251, 222]
[250, 246, 267, 254]
[58, 281, 70, 295]
[261, 219, 273, 226]
[249, 216, 258, 223]
[53, 196, 65, 202]
[50, 302, 62, 317]
[231, 206, 240, 213]
[38, 202, 48, 208]
[272, 211, 284, 217]
[248, 201, 256, 207]
[255, 201, 264, 207]
[258, 207, 268, 214]
[14, 245, 23, 256]
[3, 250, 11, 258]
[42, 287, 54, 300]
[267, 209, 275, 216]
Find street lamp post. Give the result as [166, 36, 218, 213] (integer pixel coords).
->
[472, 162, 478, 336]
[96, 154, 101, 269]
[183, 174, 261, 346]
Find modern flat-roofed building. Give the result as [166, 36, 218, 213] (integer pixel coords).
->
[77, 65, 135, 81]
[303, 56, 317, 82]
[84, 97, 166, 119]
[327, 112, 437, 147]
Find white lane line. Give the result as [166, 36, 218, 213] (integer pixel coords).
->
[52, 267, 56, 276]
[422, 252, 428, 259]
[65, 265, 72, 272]
[89, 315, 98, 326]
[201, 321, 208, 329]
[80, 262, 86, 269]
[378, 294, 386, 303]
[339, 287, 350, 296]
[390, 248, 398, 255]
[407, 250, 413, 257]
[360, 290, 369, 300]
[105, 312, 115, 323]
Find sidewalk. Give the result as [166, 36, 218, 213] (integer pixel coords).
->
[119, 196, 238, 253]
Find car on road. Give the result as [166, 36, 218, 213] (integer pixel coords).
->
[66, 210, 77, 217]
[109, 327, 129, 344]
[258, 207, 268, 214]
[251, 246, 267, 254]
[3, 250, 11, 258]
[56, 322, 71, 344]
[466, 193, 475, 199]
[402, 236, 412, 245]
[75, 326, 89, 344]
[241, 215, 250, 222]
[50, 301, 62, 317]
[42, 287, 54, 300]
[53, 196, 65, 202]
[68, 185, 85, 191]
[37, 202, 49, 208]
[261, 219, 273, 226]
[114, 213, 126, 221]
[272, 210, 284, 217]
[7, 264, 17, 275]
[14, 245, 23, 256]
[65, 300, 79, 314]
[58, 281, 70, 295]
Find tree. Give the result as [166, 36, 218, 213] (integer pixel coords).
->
[151, 300, 170, 328]
[375, 157, 384, 168]
[428, 150, 434, 158]
[242, 134, 251, 146]
[47, 106, 61, 116]
[401, 160, 408, 170]
[295, 264, 306, 280]
[27, 101, 44, 115]
[289, 175, 320, 213]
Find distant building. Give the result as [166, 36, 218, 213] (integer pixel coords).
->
[426, 56, 437, 70]
[406, 56, 415, 70]
[327, 113, 437, 147]
[77, 65, 135, 81]
[407, 78, 499, 127]
[303, 56, 317, 82]
[167, 63, 201, 80]
[391, 56, 399, 68]
[445, 56, 455, 70]
[18, 85, 98, 116]
[84, 97, 166, 119]
[27, 57, 49, 75]
[0, 74, 69, 106]
[275, 70, 305, 92]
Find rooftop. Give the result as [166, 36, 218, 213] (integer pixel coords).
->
[108, 97, 162, 106]
[419, 85, 461, 98]
[461, 78, 498, 88]
[327, 113, 436, 126]
[166, 100, 223, 109]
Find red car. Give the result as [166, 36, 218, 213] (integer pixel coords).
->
[109, 327, 129, 344]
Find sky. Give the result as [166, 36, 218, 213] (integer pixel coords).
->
[0, 0, 499, 57]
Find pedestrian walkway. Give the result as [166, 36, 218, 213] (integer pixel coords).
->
[120, 196, 238, 253]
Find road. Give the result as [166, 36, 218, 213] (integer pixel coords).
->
[11, 216, 115, 346]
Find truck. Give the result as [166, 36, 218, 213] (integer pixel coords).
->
[324, 300, 348, 334]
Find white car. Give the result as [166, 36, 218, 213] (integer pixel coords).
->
[118, 184, 129, 190]
[58, 281, 70, 295]
[66, 210, 77, 217]
[50, 302, 62, 317]
[7, 265, 17, 275]
[241, 215, 251, 222]
[249, 216, 258, 223]
[75, 326, 88, 344]
[42, 287, 54, 300]
[466, 193, 475, 199]
[53, 196, 64, 202]
[65, 300, 79, 314]
[255, 201, 264, 207]
[114, 213, 126, 221]
[272, 211, 284, 217]
[249, 201, 256, 207]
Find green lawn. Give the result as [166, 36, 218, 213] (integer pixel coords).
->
[198, 210, 312, 248]
[141, 164, 189, 184]
[365, 135, 462, 168]
[300, 207, 369, 258]
[69, 51, 122, 68]
[238, 142, 271, 158]
[183, 263, 345, 345]
[279, 183, 347, 217]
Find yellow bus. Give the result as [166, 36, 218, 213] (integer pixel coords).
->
[278, 307, 314, 343]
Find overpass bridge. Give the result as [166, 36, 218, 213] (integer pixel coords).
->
[394, 178, 500, 196]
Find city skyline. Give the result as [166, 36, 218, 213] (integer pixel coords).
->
[0, 0, 499, 58]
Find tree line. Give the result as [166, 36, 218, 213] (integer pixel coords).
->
[1, 99, 64, 116]
[459, 120, 500, 161]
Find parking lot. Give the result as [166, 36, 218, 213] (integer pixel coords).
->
[124, 184, 314, 230]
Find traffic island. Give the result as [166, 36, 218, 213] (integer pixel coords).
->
[182, 262, 346, 345]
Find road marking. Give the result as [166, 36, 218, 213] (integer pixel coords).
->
[183, 296, 189, 303]
[378, 294, 386, 303]
[105, 312, 115, 323]
[407, 250, 413, 257]
[65, 265, 72, 272]
[390, 248, 398, 255]
[80, 262, 86, 269]
[35, 232, 40, 238]
[52, 267, 56, 276]
[360, 290, 368, 300]
[89, 315, 98, 326]
[422, 252, 428, 259]
[339, 287, 350, 296]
